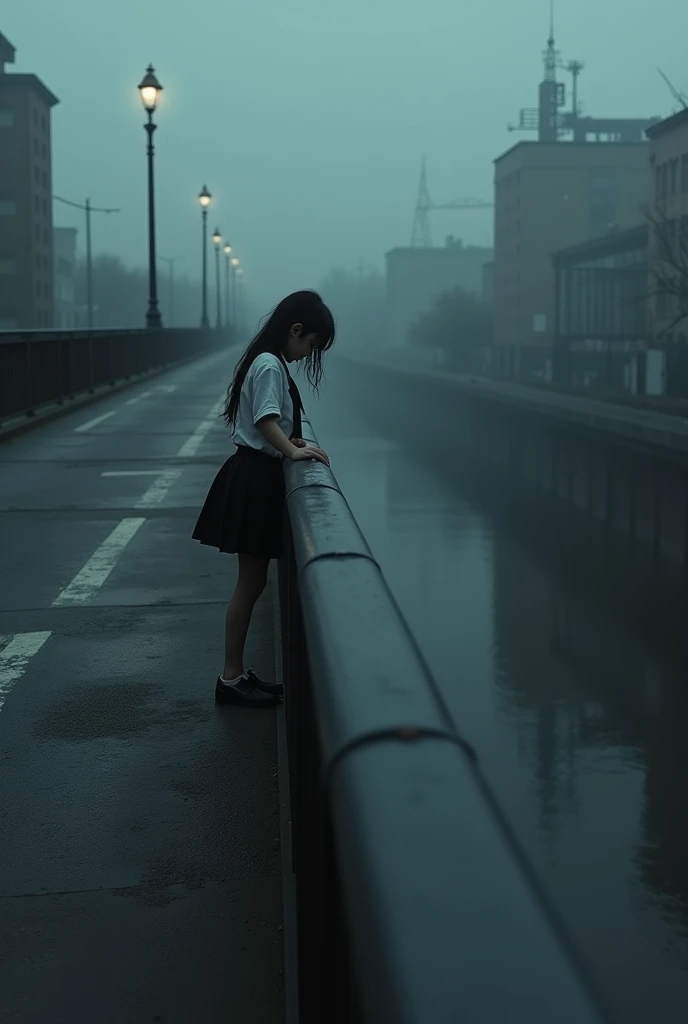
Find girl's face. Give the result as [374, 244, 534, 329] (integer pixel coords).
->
[284, 324, 320, 363]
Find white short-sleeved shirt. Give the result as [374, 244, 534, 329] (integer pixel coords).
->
[231, 352, 293, 458]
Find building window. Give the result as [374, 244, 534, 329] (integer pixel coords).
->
[35, 223, 40, 241]
[33, 109, 38, 126]
[0, 199, 17, 215]
[43, 227, 48, 244]
[34, 194, 40, 213]
[42, 198, 48, 217]
[589, 167, 617, 236]
[0, 110, 14, 128]
[682, 154, 688, 194]
[42, 115, 47, 132]
[42, 171, 47, 188]
[41, 143, 47, 159]
[670, 159, 679, 195]
[33, 137, 39, 155]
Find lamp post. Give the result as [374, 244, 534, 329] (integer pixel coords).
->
[198, 185, 212, 328]
[236, 267, 244, 334]
[231, 256, 239, 333]
[212, 228, 222, 330]
[138, 65, 163, 329]
[223, 242, 232, 329]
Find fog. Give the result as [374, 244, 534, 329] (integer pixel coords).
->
[6, 0, 687, 317]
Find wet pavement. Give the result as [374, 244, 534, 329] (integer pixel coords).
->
[309, 358, 688, 1024]
[0, 352, 283, 1023]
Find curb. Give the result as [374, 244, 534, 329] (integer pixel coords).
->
[0, 354, 204, 445]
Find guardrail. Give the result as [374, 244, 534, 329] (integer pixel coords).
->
[279, 416, 609, 1023]
[0, 327, 226, 424]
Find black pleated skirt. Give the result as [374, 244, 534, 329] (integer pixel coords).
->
[192, 445, 286, 559]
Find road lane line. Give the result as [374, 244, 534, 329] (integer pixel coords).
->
[52, 518, 146, 606]
[74, 411, 116, 433]
[177, 397, 224, 458]
[0, 632, 51, 712]
[135, 469, 183, 508]
[124, 390, 153, 406]
[101, 471, 161, 477]
[158, 384, 177, 393]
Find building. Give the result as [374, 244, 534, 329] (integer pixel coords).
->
[53, 226, 78, 328]
[493, 20, 658, 376]
[494, 141, 650, 370]
[551, 225, 649, 391]
[385, 236, 493, 346]
[645, 108, 688, 345]
[0, 32, 59, 330]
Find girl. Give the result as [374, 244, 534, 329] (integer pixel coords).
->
[192, 290, 335, 707]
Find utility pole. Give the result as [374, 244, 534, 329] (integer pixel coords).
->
[158, 255, 181, 327]
[53, 195, 119, 330]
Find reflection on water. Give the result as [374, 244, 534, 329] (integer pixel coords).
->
[310, 377, 688, 1023]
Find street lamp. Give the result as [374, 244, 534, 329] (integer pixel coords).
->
[198, 185, 212, 328]
[212, 227, 222, 330]
[231, 256, 239, 333]
[138, 64, 163, 329]
[223, 242, 232, 330]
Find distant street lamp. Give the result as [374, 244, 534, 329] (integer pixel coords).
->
[223, 242, 232, 329]
[212, 227, 222, 330]
[198, 185, 212, 328]
[231, 256, 239, 333]
[138, 64, 164, 329]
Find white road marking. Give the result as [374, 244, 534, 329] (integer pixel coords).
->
[177, 397, 224, 458]
[0, 632, 51, 712]
[124, 390, 153, 406]
[74, 411, 116, 433]
[135, 469, 183, 508]
[52, 518, 146, 606]
[158, 384, 177, 393]
[101, 470, 160, 477]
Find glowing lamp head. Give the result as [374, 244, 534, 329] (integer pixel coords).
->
[198, 185, 212, 209]
[138, 65, 163, 113]
[224, 243, 232, 255]
[212, 228, 222, 246]
[231, 257, 239, 268]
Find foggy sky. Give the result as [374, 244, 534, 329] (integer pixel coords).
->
[6, 0, 688, 313]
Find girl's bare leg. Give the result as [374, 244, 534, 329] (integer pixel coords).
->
[223, 553, 269, 679]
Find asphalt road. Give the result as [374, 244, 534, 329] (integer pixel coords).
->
[0, 350, 284, 1023]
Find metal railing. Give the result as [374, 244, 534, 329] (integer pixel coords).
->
[279, 416, 609, 1024]
[0, 327, 225, 424]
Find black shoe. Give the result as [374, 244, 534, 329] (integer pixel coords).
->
[246, 668, 284, 698]
[215, 675, 281, 707]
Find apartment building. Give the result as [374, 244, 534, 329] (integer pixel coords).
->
[0, 31, 59, 329]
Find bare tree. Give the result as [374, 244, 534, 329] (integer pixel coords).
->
[409, 286, 493, 370]
[643, 201, 688, 338]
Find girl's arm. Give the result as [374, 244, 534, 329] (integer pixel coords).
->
[257, 416, 329, 465]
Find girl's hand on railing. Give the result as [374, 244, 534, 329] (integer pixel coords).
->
[290, 437, 307, 448]
[289, 445, 330, 467]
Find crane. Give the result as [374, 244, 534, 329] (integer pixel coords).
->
[658, 68, 688, 111]
[410, 158, 493, 248]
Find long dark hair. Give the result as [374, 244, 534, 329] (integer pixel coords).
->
[223, 290, 335, 426]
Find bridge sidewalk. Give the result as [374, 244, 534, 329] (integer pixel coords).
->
[0, 352, 284, 1023]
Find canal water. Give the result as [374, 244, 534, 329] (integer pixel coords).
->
[309, 361, 688, 1023]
